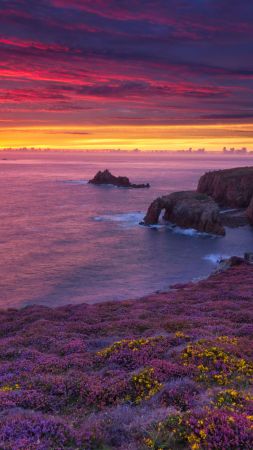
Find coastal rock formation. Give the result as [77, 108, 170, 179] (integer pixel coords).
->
[246, 196, 253, 224]
[142, 191, 225, 235]
[88, 169, 150, 188]
[219, 208, 249, 228]
[245, 252, 253, 263]
[215, 256, 249, 273]
[197, 166, 253, 208]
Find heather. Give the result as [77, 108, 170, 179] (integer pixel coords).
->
[0, 265, 252, 449]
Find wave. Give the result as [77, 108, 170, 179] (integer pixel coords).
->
[203, 253, 231, 264]
[168, 225, 212, 237]
[94, 212, 144, 227]
[94, 213, 218, 237]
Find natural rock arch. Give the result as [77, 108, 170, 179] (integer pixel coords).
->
[142, 191, 225, 236]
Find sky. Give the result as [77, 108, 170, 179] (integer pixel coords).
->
[1, 0, 253, 150]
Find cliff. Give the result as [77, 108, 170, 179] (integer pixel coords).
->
[197, 166, 253, 208]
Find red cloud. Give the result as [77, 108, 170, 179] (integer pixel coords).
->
[0, 37, 69, 52]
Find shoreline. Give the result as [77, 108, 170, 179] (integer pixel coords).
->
[0, 254, 247, 313]
[0, 256, 249, 313]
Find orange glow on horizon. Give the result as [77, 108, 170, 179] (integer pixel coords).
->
[0, 123, 253, 151]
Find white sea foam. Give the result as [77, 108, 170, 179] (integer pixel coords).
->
[94, 213, 220, 237]
[94, 212, 144, 227]
[203, 254, 230, 264]
[166, 223, 215, 238]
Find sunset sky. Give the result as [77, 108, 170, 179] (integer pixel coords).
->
[1, 0, 253, 150]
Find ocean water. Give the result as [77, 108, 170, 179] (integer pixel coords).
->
[0, 150, 253, 309]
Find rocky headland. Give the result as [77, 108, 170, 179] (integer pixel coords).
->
[0, 262, 252, 449]
[197, 166, 253, 208]
[143, 166, 253, 235]
[89, 169, 150, 188]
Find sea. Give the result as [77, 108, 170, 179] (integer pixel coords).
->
[0, 150, 253, 308]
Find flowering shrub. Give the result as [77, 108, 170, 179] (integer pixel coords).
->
[0, 412, 80, 449]
[187, 409, 253, 450]
[213, 389, 253, 413]
[144, 410, 253, 449]
[159, 379, 199, 411]
[182, 340, 253, 386]
[127, 368, 163, 404]
[0, 383, 20, 392]
[96, 336, 168, 369]
[216, 336, 238, 345]
[143, 414, 187, 449]
[151, 359, 193, 382]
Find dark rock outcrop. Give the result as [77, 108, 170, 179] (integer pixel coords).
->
[142, 191, 225, 235]
[219, 208, 249, 228]
[215, 256, 249, 273]
[88, 169, 150, 188]
[197, 167, 253, 208]
[246, 196, 253, 224]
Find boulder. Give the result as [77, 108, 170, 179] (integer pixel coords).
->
[88, 169, 150, 188]
[197, 167, 253, 208]
[142, 191, 225, 235]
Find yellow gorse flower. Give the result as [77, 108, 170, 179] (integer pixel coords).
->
[97, 336, 165, 358]
[0, 383, 20, 392]
[129, 367, 163, 404]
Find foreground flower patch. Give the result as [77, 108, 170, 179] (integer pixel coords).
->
[0, 264, 252, 448]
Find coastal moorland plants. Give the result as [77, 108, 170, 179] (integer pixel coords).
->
[0, 264, 252, 448]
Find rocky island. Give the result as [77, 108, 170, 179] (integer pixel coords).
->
[89, 169, 150, 188]
[143, 166, 253, 235]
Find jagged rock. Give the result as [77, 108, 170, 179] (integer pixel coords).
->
[142, 191, 225, 235]
[88, 169, 150, 188]
[197, 167, 253, 208]
[215, 256, 249, 273]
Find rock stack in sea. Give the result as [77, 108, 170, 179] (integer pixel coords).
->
[88, 169, 150, 189]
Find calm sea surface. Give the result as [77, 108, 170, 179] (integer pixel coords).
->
[0, 151, 253, 308]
